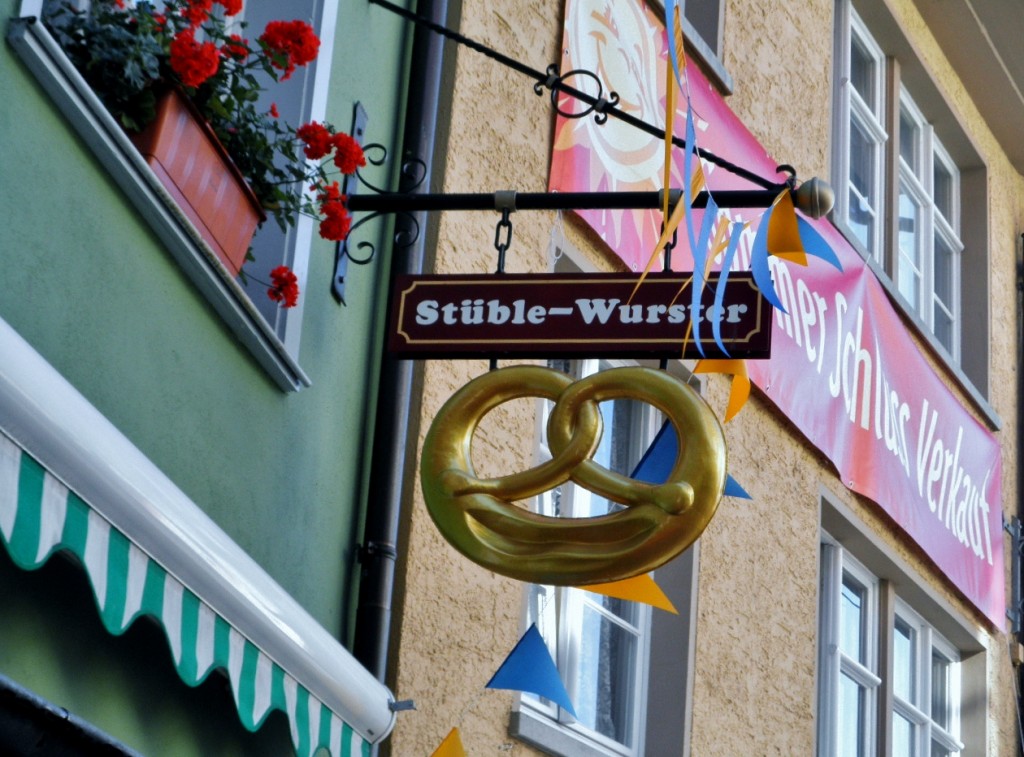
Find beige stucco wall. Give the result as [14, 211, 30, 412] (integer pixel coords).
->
[386, 0, 1023, 754]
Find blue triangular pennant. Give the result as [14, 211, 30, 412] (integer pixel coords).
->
[632, 421, 750, 500]
[724, 474, 752, 499]
[796, 217, 844, 272]
[486, 624, 576, 717]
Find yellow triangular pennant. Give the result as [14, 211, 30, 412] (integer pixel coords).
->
[767, 190, 808, 266]
[430, 727, 467, 757]
[694, 358, 750, 421]
[581, 574, 679, 614]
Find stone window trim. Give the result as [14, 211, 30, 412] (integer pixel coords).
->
[7, 8, 313, 392]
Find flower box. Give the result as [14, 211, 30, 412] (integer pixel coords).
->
[128, 88, 265, 275]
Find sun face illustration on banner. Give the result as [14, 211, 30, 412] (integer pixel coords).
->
[551, 0, 690, 267]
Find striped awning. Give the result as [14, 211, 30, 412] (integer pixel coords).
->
[0, 317, 395, 755]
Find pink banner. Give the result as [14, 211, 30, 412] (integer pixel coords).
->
[550, 0, 1004, 627]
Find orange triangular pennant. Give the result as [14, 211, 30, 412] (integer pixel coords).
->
[580, 574, 678, 614]
[694, 358, 750, 421]
[431, 728, 467, 757]
[767, 190, 808, 266]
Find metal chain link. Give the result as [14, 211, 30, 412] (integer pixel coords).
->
[494, 208, 513, 274]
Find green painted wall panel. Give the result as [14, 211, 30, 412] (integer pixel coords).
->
[1, 0, 410, 631]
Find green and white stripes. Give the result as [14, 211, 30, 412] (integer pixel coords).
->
[0, 432, 370, 757]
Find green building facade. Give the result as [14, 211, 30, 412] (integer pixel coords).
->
[0, 0, 427, 753]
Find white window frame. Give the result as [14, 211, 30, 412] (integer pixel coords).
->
[891, 599, 964, 756]
[839, 9, 888, 261]
[819, 542, 882, 756]
[651, 0, 733, 94]
[894, 90, 963, 362]
[817, 507, 980, 757]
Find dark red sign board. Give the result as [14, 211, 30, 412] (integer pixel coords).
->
[387, 272, 772, 359]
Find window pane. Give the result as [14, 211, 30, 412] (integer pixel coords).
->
[933, 298, 954, 354]
[893, 712, 914, 757]
[897, 185, 923, 311]
[848, 118, 878, 255]
[933, 232, 956, 305]
[893, 617, 915, 701]
[684, 0, 721, 55]
[933, 233, 957, 352]
[899, 104, 919, 174]
[840, 575, 866, 662]
[839, 673, 866, 757]
[588, 591, 641, 627]
[850, 35, 876, 108]
[931, 740, 953, 757]
[934, 159, 955, 221]
[932, 652, 952, 730]
[574, 603, 639, 746]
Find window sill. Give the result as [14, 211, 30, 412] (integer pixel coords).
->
[830, 213, 1001, 431]
[510, 706, 629, 757]
[7, 15, 311, 393]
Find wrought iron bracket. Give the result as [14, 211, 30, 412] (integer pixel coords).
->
[346, 178, 835, 219]
[333, 102, 369, 304]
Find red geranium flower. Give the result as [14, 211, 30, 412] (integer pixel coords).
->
[296, 121, 333, 160]
[169, 28, 220, 88]
[268, 102, 279, 118]
[221, 34, 249, 61]
[318, 188, 352, 242]
[330, 133, 366, 174]
[268, 266, 300, 308]
[217, 0, 243, 16]
[182, 0, 213, 27]
[259, 19, 320, 80]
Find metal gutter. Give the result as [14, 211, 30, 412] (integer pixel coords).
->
[354, 0, 450, 681]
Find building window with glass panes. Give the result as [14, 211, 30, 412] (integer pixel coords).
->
[818, 539, 964, 756]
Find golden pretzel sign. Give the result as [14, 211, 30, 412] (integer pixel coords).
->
[420, 365, 727, 585]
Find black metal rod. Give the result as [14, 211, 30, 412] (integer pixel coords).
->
[367, 0, 781, 190]
[346, 188, 786, 213]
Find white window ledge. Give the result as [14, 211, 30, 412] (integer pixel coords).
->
[7, 15, 311, 392]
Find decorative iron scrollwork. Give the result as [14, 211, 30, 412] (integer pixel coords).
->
[534, 64, 621, 124]
[335, 139, 422, 304]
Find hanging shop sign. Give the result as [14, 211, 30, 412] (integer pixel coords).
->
[388, 272, 772, 359]
[550, 0, 1005, 626]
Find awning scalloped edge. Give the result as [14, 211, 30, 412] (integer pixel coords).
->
[0, 434, 370, 757]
